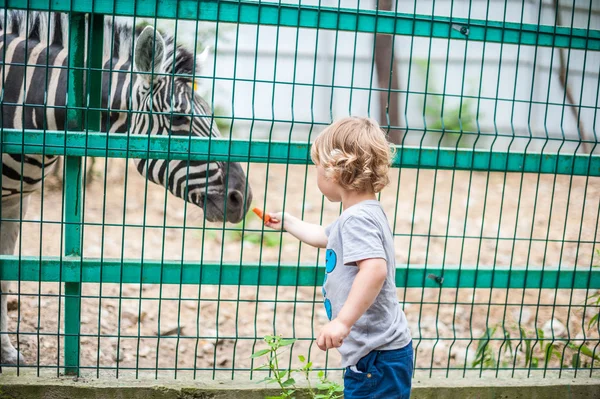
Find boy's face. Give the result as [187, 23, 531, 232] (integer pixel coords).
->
[316, 164, 342, 202]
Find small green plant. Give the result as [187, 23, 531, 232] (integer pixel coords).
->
[585, 248, 600, 331]
[586, 292, 600, 331]
[251, 335, 343, 399]
[414, 59, 479, 148]
[471, 321, 600, 370]
[537, 328, 563, 369]
[472, 326, 497, 369]
[224, 208, 282, 248]
[199, 208, 281, 248]
[520, 326, 538, 368]
[471, 249, 600, 371]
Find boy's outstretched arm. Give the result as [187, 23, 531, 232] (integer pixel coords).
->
[316, 257, 387, 350]
[265, 212, 328, 248]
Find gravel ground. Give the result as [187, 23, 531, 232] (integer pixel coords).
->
[4, 158, 600, 378]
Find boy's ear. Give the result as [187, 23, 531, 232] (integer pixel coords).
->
[326, 168, 340, 184]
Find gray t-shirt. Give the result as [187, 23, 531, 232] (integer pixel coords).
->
[323, 200, 411, 367]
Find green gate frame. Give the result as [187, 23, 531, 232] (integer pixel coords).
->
[0, 0, 599, 376]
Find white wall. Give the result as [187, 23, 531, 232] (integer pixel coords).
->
[159, 0, 600, 152]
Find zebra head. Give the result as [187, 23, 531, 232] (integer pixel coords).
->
[130, 26, 252, 223]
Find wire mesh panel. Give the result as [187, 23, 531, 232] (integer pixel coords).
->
[0, 0, 599, 382]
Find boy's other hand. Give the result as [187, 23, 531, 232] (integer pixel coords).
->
[316, 318, 350, 351]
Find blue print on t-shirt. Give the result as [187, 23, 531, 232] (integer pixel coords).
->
[325, 249, 337, 273]
[323, 249, 337, 320]
[324, 298, 332, 320]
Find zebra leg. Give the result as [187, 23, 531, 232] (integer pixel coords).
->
[0, 196, 28, 367]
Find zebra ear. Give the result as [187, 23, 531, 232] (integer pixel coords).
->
[195, 45, 212, 73]
[194, 46, 212, 75]
[134, 26, 166, 82]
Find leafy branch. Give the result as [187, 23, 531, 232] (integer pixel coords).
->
[251, 335, 343, 399]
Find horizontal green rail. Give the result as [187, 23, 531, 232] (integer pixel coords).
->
[0, 256, 598, 289]
[1, 130, 598, 176]
[2, 0, 599, 51]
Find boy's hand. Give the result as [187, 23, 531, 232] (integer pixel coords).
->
[316, 319, 350, 351]
[260, 212, 328, 248]
[264, 212, 284, 230]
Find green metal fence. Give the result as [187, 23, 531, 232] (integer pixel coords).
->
[0, 0, 599, 382]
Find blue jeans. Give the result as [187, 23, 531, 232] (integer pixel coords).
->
[343, 341, 413, 399]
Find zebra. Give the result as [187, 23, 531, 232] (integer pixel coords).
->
[0, 11, 253, 366]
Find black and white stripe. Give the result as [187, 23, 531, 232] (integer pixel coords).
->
[0, 10, 235, 206]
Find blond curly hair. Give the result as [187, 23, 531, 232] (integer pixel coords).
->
[310, 117, 394, 193]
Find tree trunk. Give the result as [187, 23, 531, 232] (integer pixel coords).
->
[552, 0, 592, 153]
[375, 0, 402, 144]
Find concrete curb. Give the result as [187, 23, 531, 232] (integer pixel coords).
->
[0, 375, 599, 398]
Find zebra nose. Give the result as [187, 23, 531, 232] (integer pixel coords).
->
[227, 190, 244, 213]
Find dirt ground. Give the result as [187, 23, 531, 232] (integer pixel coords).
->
[4, 157, 600, 379]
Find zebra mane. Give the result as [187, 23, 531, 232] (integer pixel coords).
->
[0, 10, 200, 77]
[0, 9, 65, 45]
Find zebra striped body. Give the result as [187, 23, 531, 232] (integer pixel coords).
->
[0, 11, 252, 367]
[0, 18, 66, 197]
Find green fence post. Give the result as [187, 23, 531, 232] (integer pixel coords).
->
[64, 12, 86, 376]
[88, 15, 104, 132]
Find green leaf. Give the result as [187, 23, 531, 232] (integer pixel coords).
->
[537, 328, 545, 342]
[586, 292, 600, 302]
[503, 328, 513, 358]
[250, 349, 272, 359]
[579, 345, 600, 362]
[568, 343, 600, 362]
[520, 327, 531, 367]
[245, 234, 263, 245]
[472, 327, 496, 368]
[264, 335, 277, 345]
[282, 378, 296, 387]
[543, 345, 553, 365]
[588, 313, 599, 330]
[252, 364, 270, 371]
[279, 339, 297, 347]
[298, 355, 306, 363]
[263, 232, 282, 248]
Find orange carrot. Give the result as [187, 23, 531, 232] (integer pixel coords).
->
[252, 207, 271, 223]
